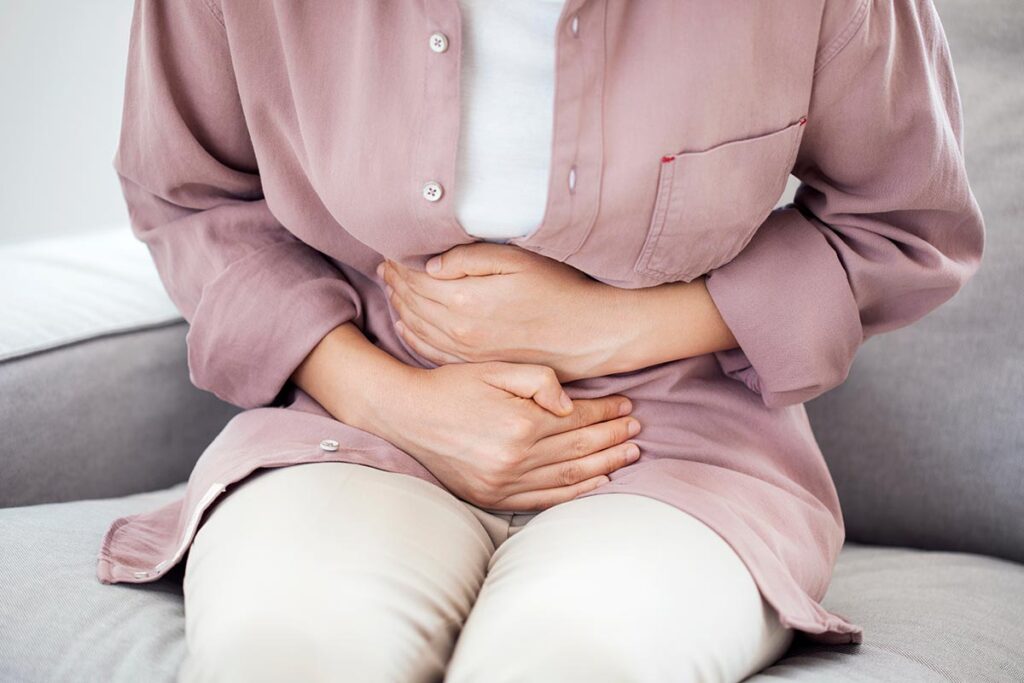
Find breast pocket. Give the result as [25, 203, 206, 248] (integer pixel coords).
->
[633, 116, 807, 283]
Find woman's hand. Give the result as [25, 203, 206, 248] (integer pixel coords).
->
[294, 324, 642, 512]
[368, 360, 642, 512]
[377, 243, 632, 382]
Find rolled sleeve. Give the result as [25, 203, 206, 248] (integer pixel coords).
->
[705, 0, 985, 409]
[115, 0, 363, 409]
[184, 239, 361, 409]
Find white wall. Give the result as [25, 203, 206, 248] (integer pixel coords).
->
[0, 1, 134, 244]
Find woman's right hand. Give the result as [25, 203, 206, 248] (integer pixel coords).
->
[372, 361, 642, 512]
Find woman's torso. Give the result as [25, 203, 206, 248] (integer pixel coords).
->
[220, 1, 828, 288]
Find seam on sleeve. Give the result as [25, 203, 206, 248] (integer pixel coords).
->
[198, 0, 225, 28]
[814, 0, 870, 76]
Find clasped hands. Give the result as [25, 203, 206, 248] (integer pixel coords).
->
[373, 242, 645, 510]
[372, 242, 731, 510]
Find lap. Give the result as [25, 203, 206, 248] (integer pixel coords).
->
[445, 492, 795, 683]
[179, 461, 494, 683]
[179, 463, 792, 683]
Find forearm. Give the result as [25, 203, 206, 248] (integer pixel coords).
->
[582, 276, 739, 378]
[290, 322, 420, 437]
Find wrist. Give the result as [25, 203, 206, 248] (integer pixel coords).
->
[581, 279, 701, 377]
[596, 284, 657, 376]
[343, 362, 426, 439]
[562, 281, 648, 380]
[291, 322, 421, 436]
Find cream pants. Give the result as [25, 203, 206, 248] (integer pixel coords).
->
[177, 462, 793, 682]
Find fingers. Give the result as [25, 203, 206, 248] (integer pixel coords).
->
[386, 273, 453, 339]
[479, 363, 575, 417]
[486, 474, 611, 513]
[521, 414, 641, 471]
[508, 439, 641, 497]
[421, 244, 527, 279]
[388, 282, 465, 363]
[382, 258, 465, 305]
[535, 394, 633, 436]
[384, 266, 466, 360]
[394, 319, 464, 366]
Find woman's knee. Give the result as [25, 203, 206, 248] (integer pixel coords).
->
[181, 461, 496, 682]
[181, 589, 463, 683]
[446, 492, 794, 682]
[179, 611, 331, 682]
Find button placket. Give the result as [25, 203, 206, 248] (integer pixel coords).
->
[503, 0, 605, 261]
[411, 1, 468, 247]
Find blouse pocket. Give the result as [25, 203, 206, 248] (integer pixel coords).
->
[633, 116, 807, 283]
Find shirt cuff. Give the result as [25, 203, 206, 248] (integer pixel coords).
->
[704, 207, 862, 409]
[185, 239, 363, 409]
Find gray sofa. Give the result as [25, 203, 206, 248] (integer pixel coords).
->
[1, 1, 1021, 680]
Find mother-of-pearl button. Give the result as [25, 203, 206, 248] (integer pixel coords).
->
[319, 438, 340, 452]
[422, 180, 444, 202]
[429, 31, 449, 53]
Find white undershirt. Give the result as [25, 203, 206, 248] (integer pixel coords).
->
[453, 0, 565, 243]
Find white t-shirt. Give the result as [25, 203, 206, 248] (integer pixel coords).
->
[453, 0, 565, 243]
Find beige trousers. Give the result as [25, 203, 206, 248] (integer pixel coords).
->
[177, 462, 793, 682]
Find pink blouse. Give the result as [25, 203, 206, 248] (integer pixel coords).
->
[97, 0, 984, 646]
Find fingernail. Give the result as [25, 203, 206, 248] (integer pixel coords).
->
[627, 419, 641, 436]
[625, 443, 641, 460]
[426, 257, 441, 274]
[559, 391, 573, 412]
[618, 399, 632, 416]
[376, 262, 385, 278]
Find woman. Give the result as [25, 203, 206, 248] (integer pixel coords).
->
[98, 0, 984, 681]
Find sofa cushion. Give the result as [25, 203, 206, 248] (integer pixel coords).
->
[751, 545, 1024, 682]
[2, 486, 1022, 682]
[802, 0, 1024, 564]
[0, 227, 239, 507]
[0, 486, 188, 683]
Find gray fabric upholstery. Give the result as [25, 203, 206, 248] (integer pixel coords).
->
[0, 486, 188, 683]
[751, 545, 1024, 682]
[0, 322, 239, 507]
[805, 0, 1024, 564]
[2, 485, 1022, 682]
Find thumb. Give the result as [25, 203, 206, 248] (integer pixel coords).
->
[480, 363, 574, 417]
[425, 244, 522, 279]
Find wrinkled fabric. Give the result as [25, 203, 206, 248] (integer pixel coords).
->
[97, 0, 985, 645]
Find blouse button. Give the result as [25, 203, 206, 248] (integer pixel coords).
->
[570, 14, 580, 37]
[429, 32, 449, 53]
[422, 180, 444, 202]
[567, 165, 577, 194]
[319, 438, 340, 452]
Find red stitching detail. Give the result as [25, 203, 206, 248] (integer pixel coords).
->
[799, 116, 808, 126]
[661, 155, 676, 163]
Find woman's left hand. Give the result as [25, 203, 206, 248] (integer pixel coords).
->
[377, 243, 629, 382]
